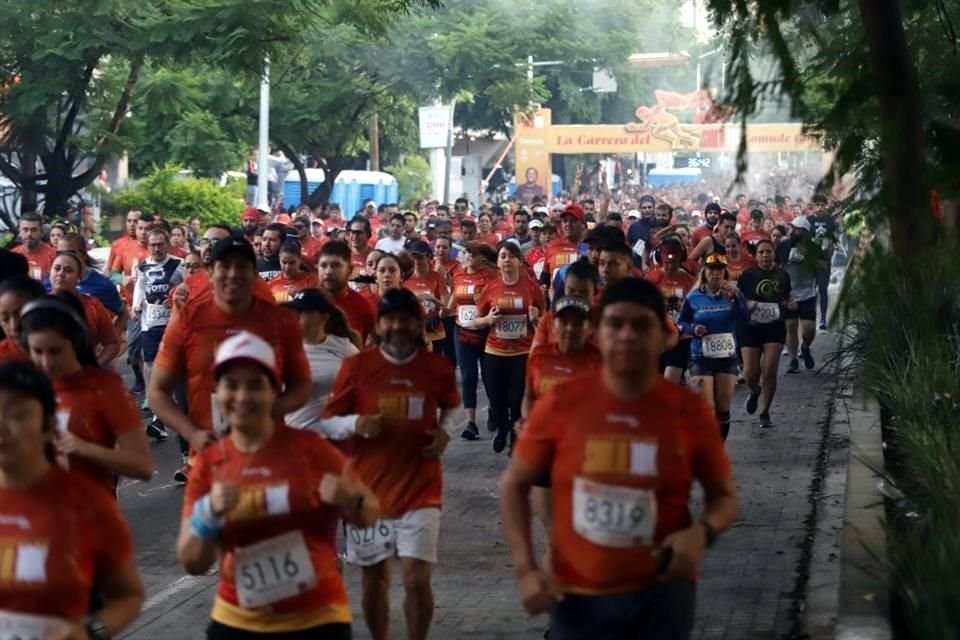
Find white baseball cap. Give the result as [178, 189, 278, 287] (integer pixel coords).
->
[529, 219, 544, 229]
[213, 331, 279, 387]
[791, 216, 811, 231]
[626, 209, 641, 219]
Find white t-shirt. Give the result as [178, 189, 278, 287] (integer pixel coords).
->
[374, 236, 407, 254]
[284, 335, 359, 435]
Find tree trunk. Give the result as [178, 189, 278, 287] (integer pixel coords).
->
[856, 0, 930, 255]
[20, 152, 37, 215]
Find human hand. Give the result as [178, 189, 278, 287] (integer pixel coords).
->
[422, 429, 451, 458]
[694, 325, 707, 337]
[518, 567, 564, 614]
[656, 524, 707, 582]
[355, 414, 383, 439]
[210, 481, 240, 516]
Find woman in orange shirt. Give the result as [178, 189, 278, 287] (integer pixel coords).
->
[448, 242, 497, 440]
[476, 212, 502, 247]
[269, 242, 320, 303]
[646, 238, 697, 383]
[0, 276, 44, 363]
[19, 295, 153, 494]
[404, 239, 450, 358]
[178, 332, 379, 639]
[49, 250, 120, 366]
[723, 232, 753, 284]
[0, 361, 144, 638]
[475, 241, 546, 454]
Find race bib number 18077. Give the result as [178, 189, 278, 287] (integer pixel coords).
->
[495, 315, 527, 340]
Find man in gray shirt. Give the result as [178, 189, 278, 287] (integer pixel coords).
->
[775, 216, 826, 373]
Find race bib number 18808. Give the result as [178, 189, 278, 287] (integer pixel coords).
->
[701, 332, 736, 358]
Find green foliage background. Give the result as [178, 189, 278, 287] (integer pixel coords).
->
[112, 166, 244, 227]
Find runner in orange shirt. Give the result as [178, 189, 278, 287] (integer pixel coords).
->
[177, 332, 378, 638]
[148, 236, 312, 481]
[647, 238, 697, 383]
[0, 276, 44, 363]
[11, 214, 57, 281]
[739, 209, 771, 255]
[0, 361, 144, 638]
[347, 216, 374, 278]
[475, 242, 546, 453]
[269, 241, 320, 303]
[325, 288, 461, 640]
[404, 239, 449, 355]
[111, 213, 152, 392]
[542, 204, 587, 296]
[501, 277, 737, 639]
[19, 296, 153, 494]
[106, 209, 141, 277]
[318, 241, 377, 342]
[532, 259, 599, 349]
[723, 233, 753, 284]
[49, 250, 121, 366]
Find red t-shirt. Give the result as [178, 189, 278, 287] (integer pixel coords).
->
[739, 228, 771, 256]
[645, 268, 696, 323]
[268, 273, 320, 303]
[106, 236, 134, 278]
[53, 365, 142, 493]
[544, 239, 582, 277]
[110, 240, 149, 305]
[404, 271, 448, 342]
[515, 377, 732, 594]
[0, 466, 133, 618]
[332, 287, 376, 342]
[177, 271, 276, 307]
[182, 427, 351, 632]
[324, 348, 460, 517]
[0, 337, 26, 363]
[77, 293, 118, 351]
[526, 343, 601, 398]
[476, 276, 546, 356]
[12, 243, 57, 281]
[300, 236, 326, 268]
[448, 268, 495, 329]
[691, 225, 713, 247]
[154, 298, 310, 434]
[476, 232, 501, 247]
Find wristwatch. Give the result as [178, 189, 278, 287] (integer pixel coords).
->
[352, 493, 365, 515]
[83, 615, 111, 640]
[701, 521, 718, 549]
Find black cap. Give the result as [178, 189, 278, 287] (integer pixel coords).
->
[584, 225, 626, 247]
[0, 361, 56, 418]
[377, 287, 423, 320]
[405, 238, 433, 255]
[639, 195, 656, 206]
[553, 295, 591, 316]
[750, 208, 764, 220]
[211, 233, 257, 267]
[705, 202, 722, 215]
[283, 288, 337, 314]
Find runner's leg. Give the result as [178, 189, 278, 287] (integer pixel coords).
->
[815, 265, 830, 327]
[689, 375, 715, 407]
[454, 328, 480, 424]
[713, 373, 737, 441]
[785, 318, 799, 362]
[361, 560, 391, 640]
[742, 347, 761, 394]
[400, 557, 434, 640]
[760, 342, 783, 414]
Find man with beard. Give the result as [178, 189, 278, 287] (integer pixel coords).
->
[240, 207, 259, 242]
[776, 216, 825, 373]
[325, 287, 460, 640]
[256, 222, 285, 281]
[626, 195, 657, 269]
[506, 209, 533, 254]
[692, 202, 722, 246]
[318, 240, 376, 341]
[11, 213, 57, 281]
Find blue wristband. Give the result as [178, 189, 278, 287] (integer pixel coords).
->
[189, 495, 224, 540]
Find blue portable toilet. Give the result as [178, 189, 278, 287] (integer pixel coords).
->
[507, 173, 563, 198]
[283, 168, 326, 207]
[330, 171, 400, 216]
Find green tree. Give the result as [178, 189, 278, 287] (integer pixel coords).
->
[113, 165, 244, 227]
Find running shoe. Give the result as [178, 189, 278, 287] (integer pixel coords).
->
[493, 428, 509, 453]
[745, 389, 760, 415]
[801, 346, 815, 370]
[145, 418, 168, 441]
[173, 463, 190, 484]
[460, 421, 480, 441]
[486, 418, 498, 433]
[786, 358, 799, 373]
[759, 412, 773, 428]
[819, 320, 827, 331]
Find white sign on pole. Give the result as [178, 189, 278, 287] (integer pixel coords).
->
[419, 105, 452, 149]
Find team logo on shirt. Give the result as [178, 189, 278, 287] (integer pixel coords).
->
[583, 436, 658, 476]
[454, 284, 476, 297]
[0, 540, 49, 583]
[496, 296, 525, 311]
[227, 483, 291, 524]
[377, 393, 425, 420]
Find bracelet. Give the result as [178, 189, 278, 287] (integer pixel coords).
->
[189, 494, 225, 541]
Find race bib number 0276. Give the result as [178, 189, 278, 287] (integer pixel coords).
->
[701, 332, 736, 358]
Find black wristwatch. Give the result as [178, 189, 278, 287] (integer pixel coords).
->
[701, 521, 718, 549]
[352, 493, 365, 515]
[83, 615, 111, 640]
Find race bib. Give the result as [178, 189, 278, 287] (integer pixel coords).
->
[751, 302, 781, 324]
[144, 303, 171, 327]
[234, 530, 317, 609]
[346, 520, 396, 564]
[30, 267, 42, 281]
[495, 315, 527, 340]
[211, 393, 229, 434]
[0, 611, 68, 640]
[787, 247, 805, 263]
[632, 238, 646, 257]
[457, 305, 478, 327]
[701, 332, 736, 358]
[55, 409, 71, 470]
[572, 477, 656, 548]
[533, 259, 545, 280]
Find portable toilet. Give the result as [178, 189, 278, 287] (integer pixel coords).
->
[646, 167, 702, 187]
[507, 173, 563, 198]
[283, 168, 326, 207]
[330, 170, 400, 216]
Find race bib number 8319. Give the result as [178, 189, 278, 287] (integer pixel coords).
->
[572, 477, 656, 548]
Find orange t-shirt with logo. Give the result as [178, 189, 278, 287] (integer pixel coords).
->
[52, 365, 143, 494]
[110, 241, 149, 305]
[740, 228, 770, 256]
[77, 293, 118, 350]
[448, 268, 494, 330]
[0, 337, 26, 363]
[544, 239, 582, 276]
[645, 268, 696, 325]
[154, 298, 310, 433]
[515, 377, 732, 594]
[182, 426, 352, 633]
[12, 243, 57, 281]
[0, 466, 133, 618]
[300, 236, 326, 268]
[324, 348, 460, 518]
[106, 236, 134, 278]
[268, 273, 320, 303]
[476, 276, 546, 356]
[405, 270, 448, 342]
[526, 344, 601, 399]
[175, 271, 277, 309]
[725, 254, 754, 284]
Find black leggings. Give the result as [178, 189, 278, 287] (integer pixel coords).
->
[207, 621, 351, 639]
[482, 352, 528, 433]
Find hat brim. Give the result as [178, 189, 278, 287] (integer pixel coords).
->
[213, 357, 280, 388]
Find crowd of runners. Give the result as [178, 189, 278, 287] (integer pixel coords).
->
[0, 180, 841, 639]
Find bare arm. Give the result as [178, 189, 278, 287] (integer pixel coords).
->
[688, 236, 713, 263]
[60, 429, 153, 481]
[148, 365, 210, 448]
[92, 560, 145, 635]
[176, 517, 219, 576]
[273, 378, 312, 418]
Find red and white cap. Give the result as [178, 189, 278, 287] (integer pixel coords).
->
[213, 331, 279, 387]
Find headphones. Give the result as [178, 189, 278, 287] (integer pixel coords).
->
[654, 238, 688, 266]
[19, 296, 92, 356]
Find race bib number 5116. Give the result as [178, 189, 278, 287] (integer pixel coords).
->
[234, 530, 317, 609]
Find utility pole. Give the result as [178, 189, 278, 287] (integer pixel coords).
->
[369, 113, 380, 171]
[442, 98, 457, 205]
[256, 55, 270, 212]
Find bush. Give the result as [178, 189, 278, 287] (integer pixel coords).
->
[112, 165, 245, 228]
[838, 237, 960, 638]
[385, 155, 432, 207]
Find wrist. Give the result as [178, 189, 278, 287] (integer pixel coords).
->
[82, 615, 111, 640]
[190, 494, 225, 540]
[699, 520, 718, 549]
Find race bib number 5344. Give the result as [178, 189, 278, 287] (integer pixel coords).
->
[572, 477, 656, 548]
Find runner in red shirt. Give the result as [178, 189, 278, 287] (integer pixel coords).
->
[318, 241, 376, 342]
[542, 205, 587, 295]
[739, 209, 771, 256]
[691, 203, 721, 247]
[106, 209, 141, 277]
[501, 278, 737, 638]
[325, 288, 460, 640]
[723, 233, 754, 284]
[0, 361, 144, 637]
[269, 241, 320, 303]
[11, 214, 57, 281]
[49, 251, 121, 366]
[646, 238, 697, 383]
[404, 239, 449, 353]
[178, 332, 379, 637]
[476, 212, 502, 246]
[20, 296, 153, 494]
[475, 242, 546, 453]
[347, 216, 374, 279]
[0, 276, 45, 363]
